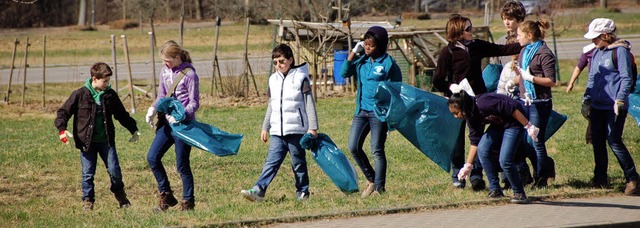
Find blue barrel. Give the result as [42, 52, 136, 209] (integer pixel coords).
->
[333, 50, 349, 85]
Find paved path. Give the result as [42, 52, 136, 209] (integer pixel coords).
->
[274, 195, 640, 227]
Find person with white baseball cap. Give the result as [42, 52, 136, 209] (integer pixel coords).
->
[581, 18, 639, 196]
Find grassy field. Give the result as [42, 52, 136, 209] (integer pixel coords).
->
[2, 8, 640, 227]
[1, 57, 640, 226]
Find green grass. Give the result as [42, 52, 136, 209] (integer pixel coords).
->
[2, 8, 640, 227]
[1, 59, 640, 226]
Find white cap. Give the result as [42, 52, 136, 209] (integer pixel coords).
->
[584, 18, 615, 39]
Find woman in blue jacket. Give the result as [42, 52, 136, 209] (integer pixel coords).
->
[582, 18, 639, 195]
[340, 26, 402, 197]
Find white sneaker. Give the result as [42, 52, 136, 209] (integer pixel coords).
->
[240, 189, 263, 202]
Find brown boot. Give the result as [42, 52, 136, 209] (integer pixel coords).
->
[179, 200, 195, 211]
[83, 200, 94, 211]
[114, 191, 131, 208]
[624, 180, 639, 196]
[153, 191, 179, 212]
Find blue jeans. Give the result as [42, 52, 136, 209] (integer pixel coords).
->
[252, 134, 308, 197]
[477, 125, 525, 194]
[590, 108, 639, 183]
[80, 142, 125, 202]
[147, 125, 194, 202]
[451, 121, 484, 183]
[348, 110, 388, 192]
[520, 99, 552, 180]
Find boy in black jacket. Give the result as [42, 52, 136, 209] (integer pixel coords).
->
[55, 62, 140, 211]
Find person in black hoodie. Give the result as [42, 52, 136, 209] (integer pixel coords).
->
[433, 14, 522, 190]
[55, 62, 140, 211]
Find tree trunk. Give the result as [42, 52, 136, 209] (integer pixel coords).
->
[414, 0, 420, 13]
[122, 0, 127, 20]
[600, 0, 607, 8]
[303, 0, 317, 22]
[78, 0, 87, 26]
[194, 0, 202, 20]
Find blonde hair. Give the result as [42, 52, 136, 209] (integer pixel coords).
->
[519, 19, 550, 42]
[159, 40, 192, 63]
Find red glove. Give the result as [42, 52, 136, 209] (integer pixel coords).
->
[59, 130, 72, 144]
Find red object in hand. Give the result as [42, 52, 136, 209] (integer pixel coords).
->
[60, 130, 69, 144]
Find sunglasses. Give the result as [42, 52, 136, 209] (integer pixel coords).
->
[464, 25, 473, 33]
[273, 59, 287, 65]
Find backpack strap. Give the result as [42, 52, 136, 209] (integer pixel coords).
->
[612, 47, 619, 71]
[165, 68, 192, 98]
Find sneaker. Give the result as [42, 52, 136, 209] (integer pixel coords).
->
[296, 192, 309, 201]
[511, 193, 530, 204]
[488, 190, 504, 198]
[83, 200, 94, 211]
[152, 191, 179, 212]
[471, 178, 486, 191]
[240, 189, 264, 202]
[179, 200, 195, 211]
[453, 179, 466, 189]
[624, 180, 639, 196]
[361, 181, 375, 198]
[114, 192, 131, 208]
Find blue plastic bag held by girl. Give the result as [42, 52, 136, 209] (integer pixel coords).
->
[156, 98, 244, 156]
[373, 81, 463, 172]
[300, 133, 359, 193]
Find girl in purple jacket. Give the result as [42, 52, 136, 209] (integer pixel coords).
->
[145, 40, 200, 211]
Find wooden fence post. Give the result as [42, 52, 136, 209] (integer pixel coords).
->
[110, 35, 119, 92]
[42, 35, 46, 109]
[21, 37, 30, 108]
[121, 35, 137, 114]
[149, 32, 157, 100]
[4, 38, 19, 103]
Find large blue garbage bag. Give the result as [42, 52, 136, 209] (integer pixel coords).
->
[483, 63, 503, 92]
[525, 110, 567, 146]
[629, 94, 640, 127]
[373, 82, 463, 172]
[157, 98, 244, 156]
[300, 133, 359, 193]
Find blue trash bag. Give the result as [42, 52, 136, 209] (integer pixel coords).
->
[300, 133, 359, 193]
[157, 98, 244, 156]
[483, 63, 503, 92]
[629, 94, 640, 127]
[373, 81, 463, 172]
[525, 110, 568, 145]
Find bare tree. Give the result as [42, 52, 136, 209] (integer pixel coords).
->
[78, 0, 87, 26]
[194, 0, 203, 20]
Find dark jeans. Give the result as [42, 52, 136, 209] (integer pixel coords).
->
[147, 125, 194, 202]
[252, 134, 309, 197]
[590, 108, 639, 183]
[451, 121, 484, 182]
[520, 99, 552, 180]
[348, 110, 388, 192]
[80, 142, 125, 202]
[477, 126, 525, 194]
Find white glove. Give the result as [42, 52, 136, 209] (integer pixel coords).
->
[614, 100, 624, 117]
[59, 130, 73, 145]
[525, 122, 540, 142]
[504, 80, 517, 94]
[352, 41, 365, 54]
[166, 115, 178, 124]
[523, 93, 533, 106]
[457, 163, 473, 181]
[145, 107, 156, 128]
[518, 66, 535, 82]
[129, 131, 141, 143]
